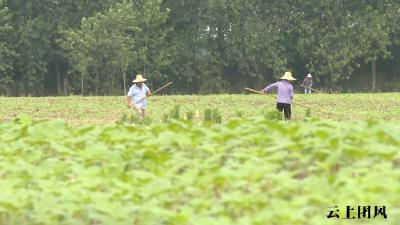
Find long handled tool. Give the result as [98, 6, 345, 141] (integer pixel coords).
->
[135, 81, 173, 104]
[244, 87, 263, 94]
[152, 82, 173, 95]
[300, 85, 321, 93]
[124, 82, 173, 116]
[244, 87, 334, 116]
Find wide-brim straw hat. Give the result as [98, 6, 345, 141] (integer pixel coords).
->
[307, 73, 312, 78]
[132, 74, 147, 83]
[281, 72, 296, 81]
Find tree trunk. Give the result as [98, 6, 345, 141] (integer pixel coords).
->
[95, 71, 99, 95]
[111, 80, 114, 95]
[56, 61, 61, 95]
[122, 71, 127, 95]
[217, 23, 225, 61]
[63, 74, 68, 96]
[111, 71, 114, 95]
[328, 73, 333, 89]
[191, 42, 196, 93]
[81, 74, 84, 96]
[371, 58, 377, 91]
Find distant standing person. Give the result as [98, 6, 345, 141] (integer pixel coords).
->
[127, 74, 152, 119]
[261, 72, 296, 120]
[302, 73, 313, 94]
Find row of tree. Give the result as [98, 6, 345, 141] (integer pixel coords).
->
[0, 0, 399, 96]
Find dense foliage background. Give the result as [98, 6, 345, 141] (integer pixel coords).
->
[0, 0, 399, 96]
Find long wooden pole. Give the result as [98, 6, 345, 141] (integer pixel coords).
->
[244, 87, 334, 116]
[244, 87, 263, 94]
[152, 82, 173, 95]
[135, 82, 173, 104]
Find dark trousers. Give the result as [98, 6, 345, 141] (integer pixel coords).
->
[277, 103, 291, 120]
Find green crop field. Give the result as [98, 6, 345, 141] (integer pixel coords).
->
[1, 94, 400, 225]
[0, 117, 399, 224]
[0, 93, 400, 125]
[2, 0, 399, 223]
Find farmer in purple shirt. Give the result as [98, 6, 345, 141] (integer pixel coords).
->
[261, 72, 296, 120]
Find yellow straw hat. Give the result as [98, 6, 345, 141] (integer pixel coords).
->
[132, 74, 147, 83]
[280, 72, 296, 81]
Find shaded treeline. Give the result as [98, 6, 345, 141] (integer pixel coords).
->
[0, 0, 399, 96]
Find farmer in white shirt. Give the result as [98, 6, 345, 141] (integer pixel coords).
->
[302, 73, 313, 94]
[127, 74, 152, 118]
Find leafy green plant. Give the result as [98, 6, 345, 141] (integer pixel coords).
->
[4, 117, 400, 224]
[117, 112, 153, 125]
[211, 108, 222, 123]
[185, 110, 194, 121]
[0, 118, 399, 224]
[162, 113, 169, 122]
[305, 108, 312, 118]
[170, 105, 180, 120]
[118, 112, 129, 124]
[264, 109, 282, 121]
[0, 93, 400, 126]
[1, 94, 400, 125]
[304, 108, 313, 121]
[203, 108, 221, 123]
[129, 113, 141, 124]
[235, 110, 243, 117]
[204, 108, 212, 122]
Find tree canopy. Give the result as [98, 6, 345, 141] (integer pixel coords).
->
[0, 0, 399, 96]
